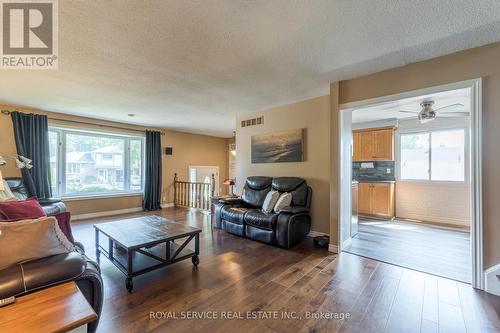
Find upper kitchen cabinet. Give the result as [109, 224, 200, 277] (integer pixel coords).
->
[353, 127, 395, 161]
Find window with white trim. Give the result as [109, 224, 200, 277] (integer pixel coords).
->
[49, 127, 145, 197]
[399, 128, 466, 182]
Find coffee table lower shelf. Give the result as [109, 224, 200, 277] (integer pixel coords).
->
[95, 231, 200, 292]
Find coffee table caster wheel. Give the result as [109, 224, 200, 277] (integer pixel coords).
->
[126, 278, 133, 292]
[192, 255, 200, 267]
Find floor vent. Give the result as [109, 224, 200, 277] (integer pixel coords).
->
[241, 116, 264, 128]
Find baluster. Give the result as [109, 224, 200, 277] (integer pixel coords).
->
[174, 173, 178, 207]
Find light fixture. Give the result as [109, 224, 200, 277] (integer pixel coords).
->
[229, 131, 236, 156]
[0, 154, 33, 170]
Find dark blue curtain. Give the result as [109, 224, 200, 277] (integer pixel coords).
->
[11, 111, 52, 199]
[143, 130, 162, 211]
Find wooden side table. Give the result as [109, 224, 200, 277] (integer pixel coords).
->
[210, 195, 238, 228]
[0, 282, 97, 333]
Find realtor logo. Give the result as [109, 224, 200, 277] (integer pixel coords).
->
[1, 0, 58, 69]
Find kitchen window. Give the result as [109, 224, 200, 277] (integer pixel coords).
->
[49, 127, 145, 198]
[399, 128, 467, 182]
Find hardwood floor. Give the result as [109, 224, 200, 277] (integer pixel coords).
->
[345, 218, 471, 283]
[72, 208, 500, 333]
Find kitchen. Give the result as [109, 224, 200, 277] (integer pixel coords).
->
[344, 88, 472, 283]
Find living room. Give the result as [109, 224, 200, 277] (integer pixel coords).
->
[1, 2, 500, 333]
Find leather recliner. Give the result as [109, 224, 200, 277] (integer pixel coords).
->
[0, 243, 103, 333]
[215, 176, 312, 248]
[1, 177, 103, 332]
[5, 177, 66, 216]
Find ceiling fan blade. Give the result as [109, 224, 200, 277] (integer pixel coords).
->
[434, 103, 464, 112]
[438, 112, 470, 117]
[398, 110, 418, 114]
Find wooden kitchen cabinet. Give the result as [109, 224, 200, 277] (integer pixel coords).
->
[352, 127, 395, 161]
[358, 183, 372, 215]
[357, 182, 395, 219]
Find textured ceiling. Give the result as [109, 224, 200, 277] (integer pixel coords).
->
[1, 1, 500, 137]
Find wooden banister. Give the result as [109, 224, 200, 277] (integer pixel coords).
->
[174, 173, 214, 211]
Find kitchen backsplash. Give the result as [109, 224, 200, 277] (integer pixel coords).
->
[353, 161, 395, 181]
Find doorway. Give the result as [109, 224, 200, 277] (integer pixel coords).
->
[338, 79, 483, 288]
[188, 165, 220, 196]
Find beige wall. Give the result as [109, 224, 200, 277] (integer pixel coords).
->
[0, 104, 229, 216]
[331, 42, 500, 268]
[236, 95, 331, 234]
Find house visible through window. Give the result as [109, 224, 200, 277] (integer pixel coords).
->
[49, 127, 145, 197]
[399, 129, 466, 182]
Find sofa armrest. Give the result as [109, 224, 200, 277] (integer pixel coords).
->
[0, 252, 87, 299]
[279, 206, 309, 214]
[218, 198, 243, 205]
[38, 197, 62, 205]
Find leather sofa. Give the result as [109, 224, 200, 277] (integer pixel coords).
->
[215, 176, 312, 248]
[5, 177, 66, 216]
[0, 245, 103, 333]
[0, 177, 103, 333]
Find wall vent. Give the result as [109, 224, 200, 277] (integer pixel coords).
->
[241, 116, 264, 128]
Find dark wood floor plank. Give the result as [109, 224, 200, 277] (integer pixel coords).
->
[68, 208, 499, 333]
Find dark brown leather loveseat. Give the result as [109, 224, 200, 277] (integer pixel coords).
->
[215, 176, 312, 248]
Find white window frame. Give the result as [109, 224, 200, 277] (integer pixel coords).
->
[396, 127, 470, 184]
[49, 126, 145, 199]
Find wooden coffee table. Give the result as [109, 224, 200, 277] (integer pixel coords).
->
[93, 215, 201, 292]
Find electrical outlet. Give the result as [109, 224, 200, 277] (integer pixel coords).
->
[386, 168, 391, 174]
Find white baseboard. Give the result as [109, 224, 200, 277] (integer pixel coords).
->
[72, 207, 143, 221]
[328, 244, 339, 253]
[308, 230, 329, 238]
[485, 263, 500, 296]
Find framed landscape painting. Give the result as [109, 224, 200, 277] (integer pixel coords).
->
[251, 128, 305, 163]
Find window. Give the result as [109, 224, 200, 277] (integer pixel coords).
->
[399, 129, 466, 182]
[49, 127, 145, 197]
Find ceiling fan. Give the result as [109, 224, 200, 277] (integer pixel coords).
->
[398, 100, 469, 124]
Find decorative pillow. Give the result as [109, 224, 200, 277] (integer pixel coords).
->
[54, 212, 75, 244]
[262, 190, 280, 213]
[0, 197, 46, 221]
[0, 216, 75, 270]
[0, 180, 18, 202]
[274, 192, 292, 213]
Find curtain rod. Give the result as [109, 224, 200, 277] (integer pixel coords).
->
[1, 109, 165, 136]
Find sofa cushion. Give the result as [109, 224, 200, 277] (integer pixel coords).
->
[246, 176, 273, 190]
[272, 177, 309, 207]
[0, 197, 46, 221]
[244, 209, 278, 230]
[0, 216, 75, 270]
[241, 176, 272, 207]
[221, 206, 248, 224]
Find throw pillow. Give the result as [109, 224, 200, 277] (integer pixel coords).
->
[274, 192, 292, 213]
[0, 216, 75, 270]
[0, 197, 46, 221]
[262, 190, 280, 213]
[0, 180, 18, 202]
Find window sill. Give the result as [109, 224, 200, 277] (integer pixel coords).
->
[62, 192, 143, 201]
